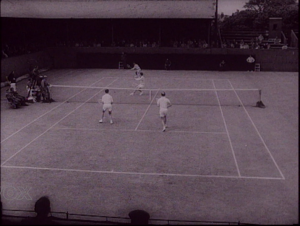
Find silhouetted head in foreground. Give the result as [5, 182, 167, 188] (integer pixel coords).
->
[129, 209, 150, 225]
[34, 196, 51, 218]
[21, 196, 60, 225]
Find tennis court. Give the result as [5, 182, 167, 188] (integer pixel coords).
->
[1, 69, 298, 224]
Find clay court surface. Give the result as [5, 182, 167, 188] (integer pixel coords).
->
[1, 69, 298, 224]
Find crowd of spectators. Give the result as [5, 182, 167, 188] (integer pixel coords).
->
[2, 33, 290, 59]
[221, 38, 269, 49]
[220, 34, 288, 49]
[1, 41, 50, 59]
[53, 38, 215, 49]
[54, 39, 160, 48]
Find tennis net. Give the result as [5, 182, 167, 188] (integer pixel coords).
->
[49, 85, 263, 107]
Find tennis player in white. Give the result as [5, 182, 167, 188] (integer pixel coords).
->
[130, 74, 145, 95]
[99, 89, 113, 124]
[131, 62, 142, 78]
[157, 92, 172, 132]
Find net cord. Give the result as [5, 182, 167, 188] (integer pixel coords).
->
[51, 84, 261, 92]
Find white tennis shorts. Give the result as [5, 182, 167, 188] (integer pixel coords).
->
[159, 108, 168, 117]
[137, 84, 144, 89]
[103, 104, 112, 112]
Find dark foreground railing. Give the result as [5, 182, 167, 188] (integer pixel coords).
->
[2, 209, 257, 225]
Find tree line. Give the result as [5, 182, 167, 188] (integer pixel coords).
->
[219, 0, 298, 32]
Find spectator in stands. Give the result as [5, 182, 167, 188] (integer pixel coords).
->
[274, 36, 280, 44]
[258, 34, 264, 43]
[219, 60, 226, 71]
[233, 39, 239, 48]
[187, 39, 194, 48]
[21, 196, 60, 225]
[26, 65, 40, 97]
[203, 41, 209, 48]
[254, 42, 260, 49]
[6, 70, 17, 92]
[264, 30, 269, 40]
[152, 41, 157, 47]
[40, 75, 55, 103]
[282, 45, 288, 50]
[180, 41, 187, 48]
[29, 66, 39, 83]
[96, 41, 101, 47]
[165, 58, 171, 70]
[221, 42, 227, 48]
[130, 42, 135, 47]
[246, 55, 255, 71]
[239, 39, 245, 48]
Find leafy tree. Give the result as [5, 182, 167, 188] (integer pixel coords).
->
[220, 0, 299, 31]
[220, 10, 258, 30]
[244, 0, 297, 13]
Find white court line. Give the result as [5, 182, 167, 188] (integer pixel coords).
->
[1, 78, 119, 166]
[212, 80, 241, 177]
[52, 127, 227, 134]
[51, 85, 259, 92]
[137, 129, 226, 134]
[134, 90, 159, 131]
[228, 81, 285, 179]
[1, 69, 76, 143]
[0, 165, 284, 180]
[162, 78, 231, 81]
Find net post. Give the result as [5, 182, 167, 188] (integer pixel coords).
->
[259, 89, 262, 101]
[256, 89, 266, 108]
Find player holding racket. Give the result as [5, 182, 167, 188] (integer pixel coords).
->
[131, 62, 142, 78]
[130, 73, 145, 96]
[99, 89, 113, 124]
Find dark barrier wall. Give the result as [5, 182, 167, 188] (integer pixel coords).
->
[47, 47, 298, 72]
[2, 48, 297, 82]
[77, 53, 254, 71]
[1, 51, 53, 82]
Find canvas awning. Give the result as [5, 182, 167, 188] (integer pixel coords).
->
[1, 0, 216, 19]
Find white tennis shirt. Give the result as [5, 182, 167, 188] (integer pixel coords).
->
[157, 96, 171, 109]
[102, 93, 113, 104]
[136, 76, 145, 86]
[132, 64, 141, 71]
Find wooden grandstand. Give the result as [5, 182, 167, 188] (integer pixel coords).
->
[220, 29, 288, 49]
